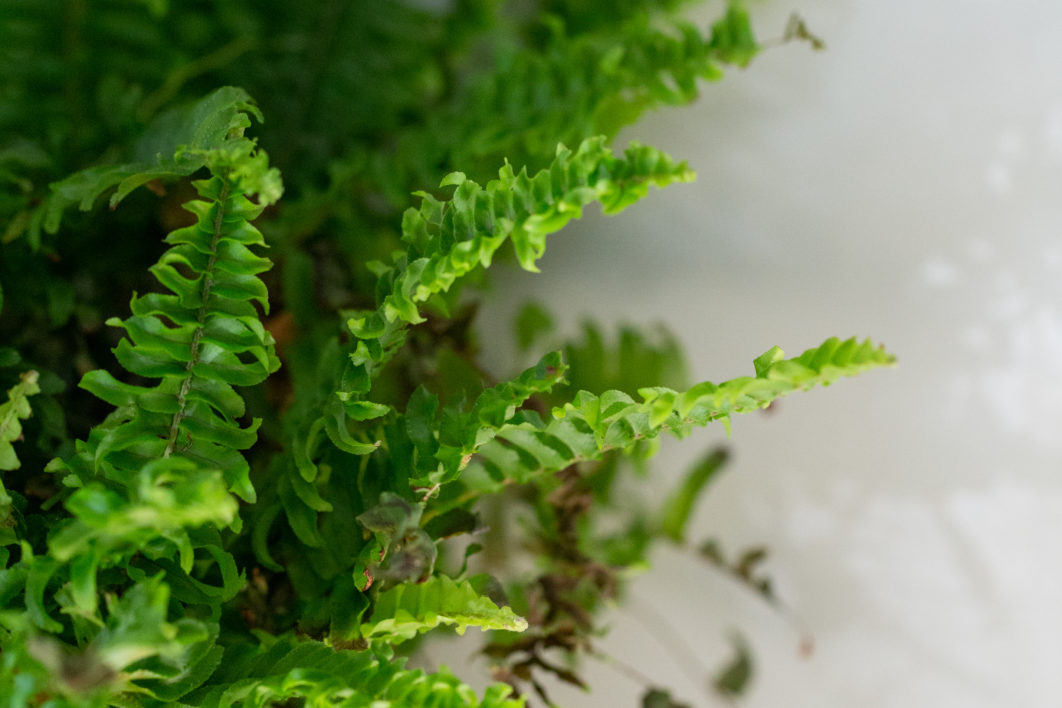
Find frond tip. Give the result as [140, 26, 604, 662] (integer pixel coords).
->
[344, 136, 694, 402]
[463, 337, 894, 487]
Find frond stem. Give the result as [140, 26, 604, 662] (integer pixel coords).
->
[164, 177, 232, 457]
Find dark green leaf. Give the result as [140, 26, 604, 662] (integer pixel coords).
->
[515, 302, 554, 352]
[643, 688, 692, 708]
[660, 448, 728, 543]
[714, 635, 754, 698]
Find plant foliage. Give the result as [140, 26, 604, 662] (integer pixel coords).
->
[0, 1, 892, 706]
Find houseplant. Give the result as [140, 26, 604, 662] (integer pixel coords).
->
[0, 1, 891, 705]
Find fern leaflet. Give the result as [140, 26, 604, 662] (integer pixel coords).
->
[362, 574, 528, 643]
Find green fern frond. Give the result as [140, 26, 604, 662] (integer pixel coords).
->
[0, 573, 220, 704]
[347, 136, 693, 392]
[0, 369, 39, 548]
[0, 369, 39, 472]
[58, 171, 280, 504]
[186, 636, 524, 708]
[372, 1, 759, 194]
[24, 112, 281, 633]
[406, 351, 569, 486]
[466, 337, 894, 487]
[285, 137, 692, 497]
[362, 574, 528, 643]
[47, 459, 238, 613]
[40, 87, 281, 243]
[638, 336, 895, 430]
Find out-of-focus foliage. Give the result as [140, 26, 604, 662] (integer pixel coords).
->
[0, 1, 891, 706]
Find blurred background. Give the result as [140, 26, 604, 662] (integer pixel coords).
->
[473, 0, 1062, 705]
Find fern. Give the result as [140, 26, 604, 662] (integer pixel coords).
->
[4, 91, 279, 676]
[42, 86, 282, 237]
[0, 4, 247, 248]
[49, 92, 281, 501]
[0, 3, 891, 706]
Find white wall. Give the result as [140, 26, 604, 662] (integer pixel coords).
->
[473, 0, 1062, 705]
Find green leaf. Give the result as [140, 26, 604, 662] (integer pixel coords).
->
[361, 575, 528, 642]
[341, 136, 693, 404]
[660, 448, 728, 543]
[714, 634, 754, 698]
[514, 302, 554, 352]
[427, 351, 569, 485]
[0, 370, 40, 472]
[643, 688, 692, 708]
[65, 165, 281, 505]
[708, 1, 759, 68]
[44, 87, 281, 235]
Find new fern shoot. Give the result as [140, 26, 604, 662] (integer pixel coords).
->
[0, 2, 892, 706]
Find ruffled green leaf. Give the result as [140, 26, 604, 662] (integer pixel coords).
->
[0, 369, 39, 472]
[362, 575, 528, 643]
[0, 370, 39, 547]
[660, 448, 728, 543]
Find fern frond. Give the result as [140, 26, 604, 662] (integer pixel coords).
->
[342, 0, 758, 207]
[465, 337, 894, 488]
[275, 136, 693, 550]
[362, 574, 528, 643]
[284, 137, 691, 499]
[59, 172, 280, 504]
[186, 636, 525, 708]
[432, 6, 759, 166]
[39, 87, 281, 242]
[347, 136, 693, 391]
[0, 369, 39, 548]
[404, 352, 568, 487]
[0, 0, 178, 248]
[0, 369, 39, 472]
[24, 105, 281, 634]
[47, 459, 238, 614]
